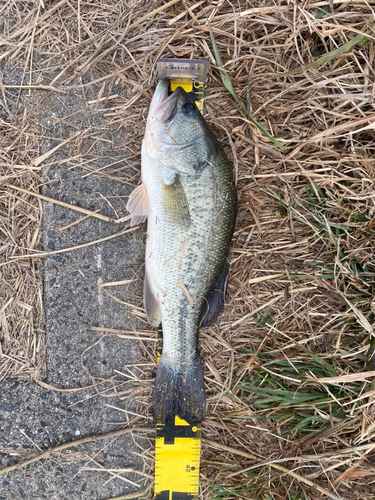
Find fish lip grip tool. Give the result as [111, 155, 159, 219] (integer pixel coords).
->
[157, 58, 210, 112]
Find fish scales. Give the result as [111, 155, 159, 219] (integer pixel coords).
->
[127, 80, 236, 424]
[148, 147, 232, 359]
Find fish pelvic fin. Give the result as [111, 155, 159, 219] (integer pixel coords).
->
[152, 352, 205, 425]
[126, 183, 150, 226]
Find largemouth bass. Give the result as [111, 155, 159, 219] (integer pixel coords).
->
[127, 80, 236, 424]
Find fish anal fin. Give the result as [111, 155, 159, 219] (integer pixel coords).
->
[126, 184, 150, 226]
[162, 176, 190, 230]
[144, 271, 161, 327]
[200, 261, 229, 327]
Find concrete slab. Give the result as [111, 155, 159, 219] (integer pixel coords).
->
[0, 72, 150, 499]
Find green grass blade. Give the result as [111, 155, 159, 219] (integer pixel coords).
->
[209, 25, 285, 150]
[292, 340, 337, 376]
[276, 26, 374, 78]
[315, 4, 330, 19]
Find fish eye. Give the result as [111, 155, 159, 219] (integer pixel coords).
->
[181, 102, 195, 114]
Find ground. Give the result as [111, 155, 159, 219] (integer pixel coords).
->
[0, 72, 150, 499]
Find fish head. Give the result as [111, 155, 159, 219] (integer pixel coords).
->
[145, 80, 210, 153]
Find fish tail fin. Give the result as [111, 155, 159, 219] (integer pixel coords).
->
[152, 352, 205, 425]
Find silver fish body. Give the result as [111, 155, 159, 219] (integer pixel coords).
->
[127, 81, 236, 424]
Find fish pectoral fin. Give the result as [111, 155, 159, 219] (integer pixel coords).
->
[144, 271, 161, 327]
[126, 183, 150, 226]
[200, 261, 229, 327]
[162, 175, 190, 230]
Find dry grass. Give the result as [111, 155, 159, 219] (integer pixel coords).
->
[0, 86, 45, 380]
[1, 0, 375, 498]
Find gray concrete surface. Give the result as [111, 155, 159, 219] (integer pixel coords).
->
[0, 70, 150, 499]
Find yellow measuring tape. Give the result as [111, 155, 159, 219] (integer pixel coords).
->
[154, 62, 209, 498]
[154, 327, 202, 498]
[170, 80, 204, 112]
[154, 416, 201, 499]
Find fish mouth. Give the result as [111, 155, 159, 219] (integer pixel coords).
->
[153, 85, 183, 124]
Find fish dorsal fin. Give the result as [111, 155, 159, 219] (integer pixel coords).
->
[162, 175, 190, 230]
[200, 261, 229, 327]
[144, 271, 161, 327]
[126, 183, 150, 226]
